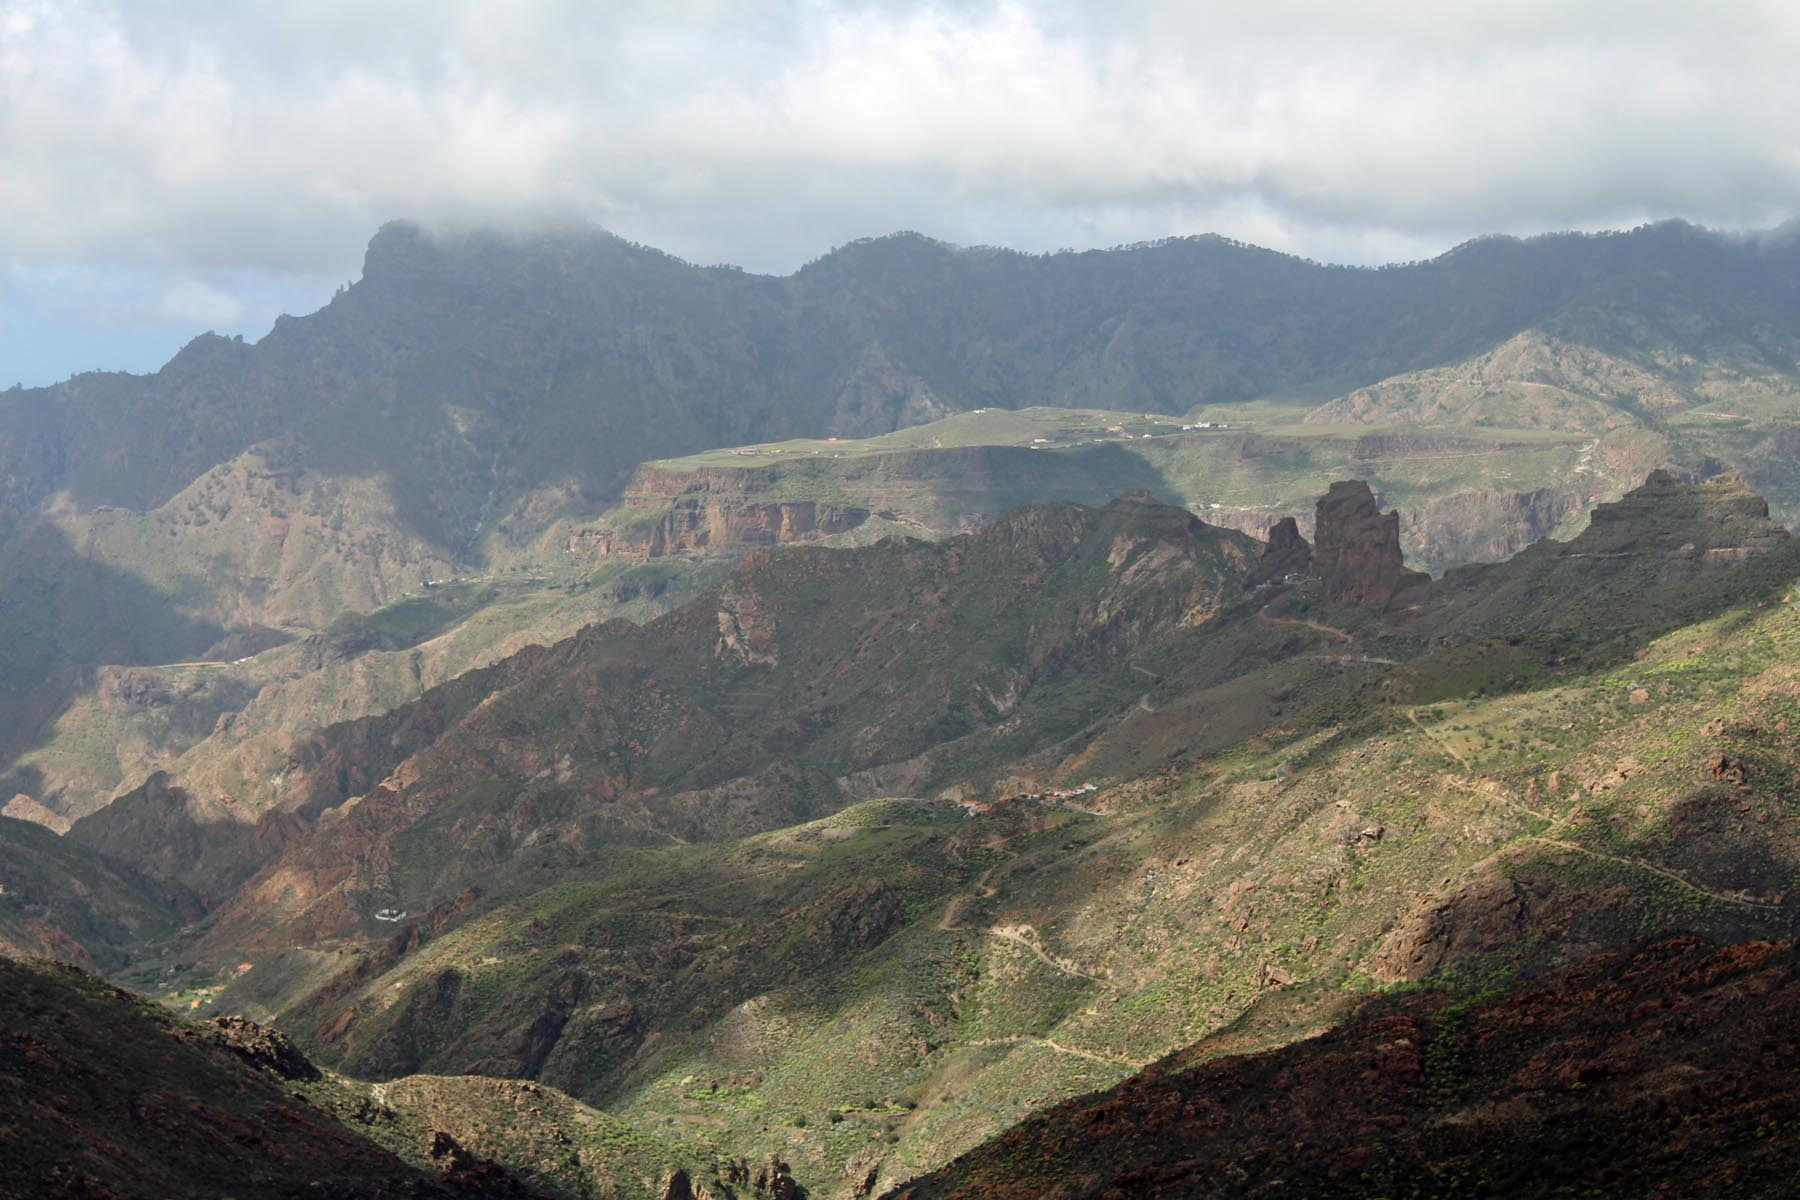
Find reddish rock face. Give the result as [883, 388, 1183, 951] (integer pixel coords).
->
[1312, 480, 1425, 607]
[639, 497, 869, 558]
[568, 472, 871, 562]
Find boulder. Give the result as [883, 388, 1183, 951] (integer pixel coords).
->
[206, 1014, 321, 1081]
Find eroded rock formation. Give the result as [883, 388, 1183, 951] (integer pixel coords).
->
[1311, 480, 1428, 607]
[1249, 481, 1427, 607]
[1249, 515, 1312, 585]
[568, 466, 872, 562]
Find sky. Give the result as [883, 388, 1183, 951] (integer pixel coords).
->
[4, 0, 1800, 387]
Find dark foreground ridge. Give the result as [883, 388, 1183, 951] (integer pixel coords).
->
[0, 955, 543, 1199]
[887, 935, 1800, 1199]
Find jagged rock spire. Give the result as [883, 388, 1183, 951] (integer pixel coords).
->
[1251, 481, 1426, 607]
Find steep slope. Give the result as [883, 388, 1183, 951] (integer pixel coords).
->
[12, 405, 1616, 829]
[12, 220, 1792, 532]
[6, 552, 728, 827]
[14, 218, 1796, 571]
[1406, 470, 1798, 644]
[370, 1074, 745, 1200]
[885, 936, 1800, 1199]
[251, 574, 1800, 1198]
[130, 494, 1257, 941]
[0, 955, 545, 1199]
[0, 815, 191, 969]
[1310, 220, 1800, 432]
[578, 406, 1639, 575]
[136, 476, 1797, 1198]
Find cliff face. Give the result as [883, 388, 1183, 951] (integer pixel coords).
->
[1248, 515, 1313, 585]
[189, 495, 1262, 952]
[1401, 485, 1595, 567]
[1410, 470, 1800, 644]
[569, 466, 871, 560]
[636, 497, 869, 557]
[1312, 481, 1429, 607]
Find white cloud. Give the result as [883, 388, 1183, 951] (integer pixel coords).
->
[157, 279, 242, 326]
[1, 0, 1797, 284]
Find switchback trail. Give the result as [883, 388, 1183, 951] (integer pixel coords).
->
[1529, 835, 1787, 911]
[938, 861, 1001, 931]
[988, 924, 1109, 982]
[1258, 611, 1355, 643]
[1436, 771, 1552, 823]
[969, 1035, 1136, 1068]
[1409, 707, 1471, 770]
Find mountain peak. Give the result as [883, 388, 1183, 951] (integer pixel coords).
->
[360, 217, 432, 275]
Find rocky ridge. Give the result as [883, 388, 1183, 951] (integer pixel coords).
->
[10, 217, 1800, 829]
[57, 473, 1800, 967]
[149, 493, 1259, 953]
[3, 220, 1797, 712]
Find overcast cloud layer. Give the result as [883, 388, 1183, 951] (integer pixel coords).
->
[5, 0, 1800, 385]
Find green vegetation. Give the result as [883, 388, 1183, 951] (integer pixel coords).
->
[891, 936, 1800, 1198]
[644, 405, 1616, 576]
[176, 524, 1793, 1194]
[140, 475, 1789, 1198]
[5, 219, 1800, 1196]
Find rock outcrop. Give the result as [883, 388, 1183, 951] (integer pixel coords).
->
[1311, 480, 1428, 607]
[1248, 482, 1428, 606]
[1369, 874, 1529, 983]
[1400, 485, 1593, 568]
[205, 1013, 322, 1080]
[568, 465, 872, 562]
[714, 576, 780, 666]
[1585, 468, 1791, 562]
[723, 1156, 806, 1199]
[572, 499, 868, 561]
[1249, 515, 1313, 585]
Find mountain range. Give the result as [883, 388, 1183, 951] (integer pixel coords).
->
[8, 466, 1797, 1196]
[7, 219, 1800, 834]
[3, 218, 1800, 1197]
